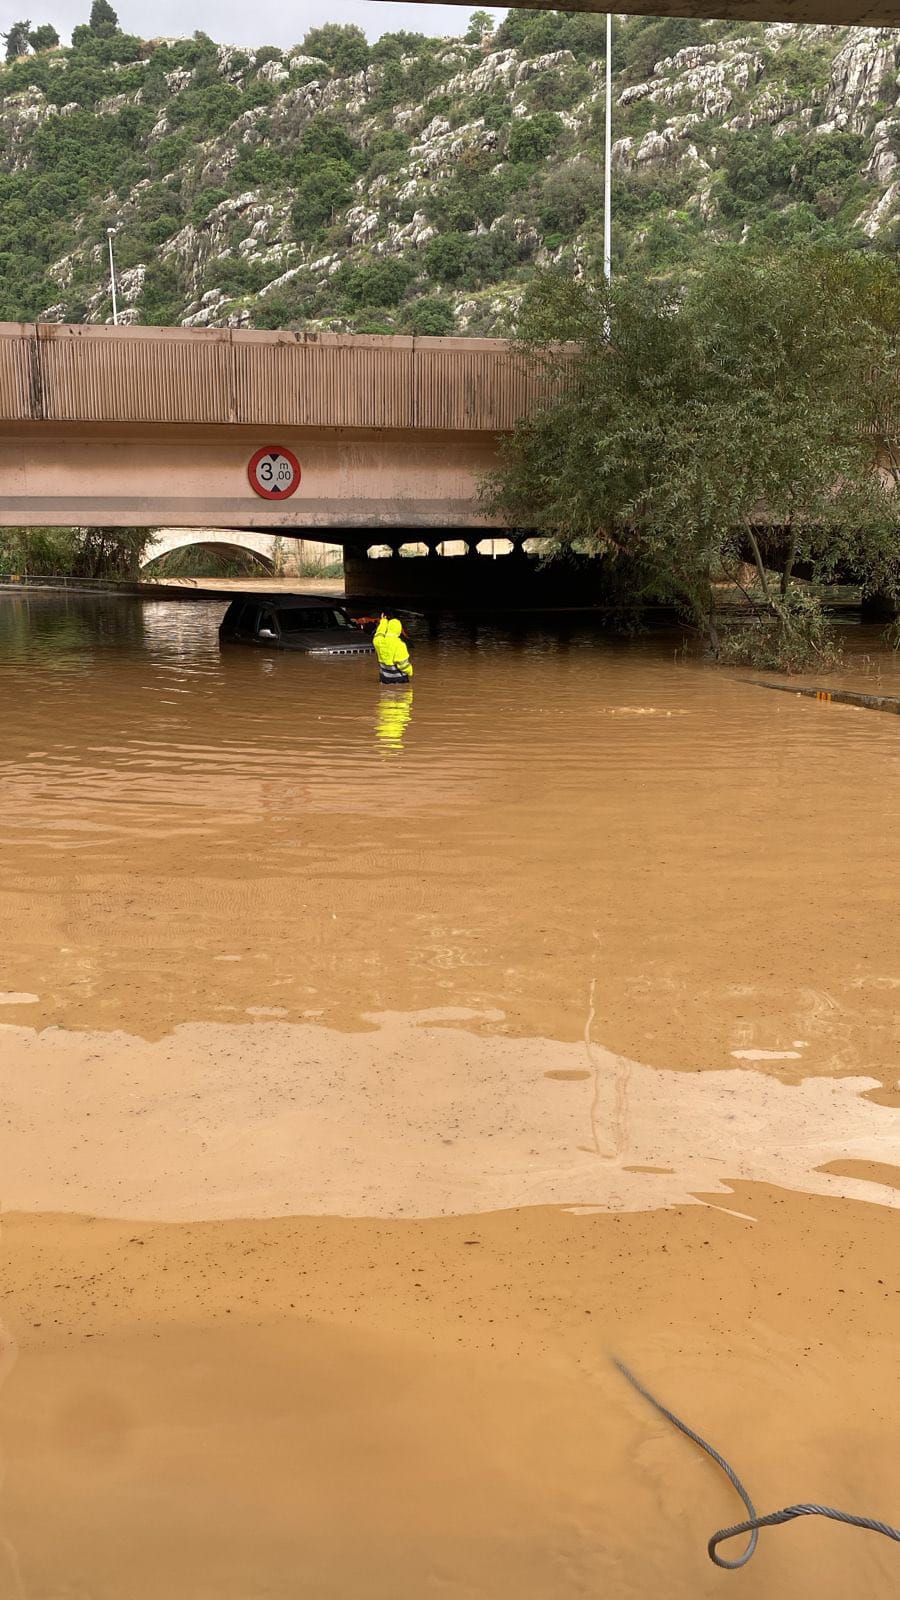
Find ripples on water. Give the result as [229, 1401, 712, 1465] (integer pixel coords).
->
[3, 592, 900, 1069]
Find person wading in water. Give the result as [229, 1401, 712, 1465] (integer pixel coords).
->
[373, 616, 413, 684]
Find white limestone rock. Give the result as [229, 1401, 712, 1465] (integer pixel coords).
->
[856, 178, 900, 237]
[514, 50, 576, 86]
[258, 60, 289, 86]
[825, 28, 898, 133]
[258, 264, 306, 298]
[866, 121, 900, 187]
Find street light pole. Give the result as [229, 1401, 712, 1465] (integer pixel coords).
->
[604, 12, 612, 284]
[106, 227, 119, 326]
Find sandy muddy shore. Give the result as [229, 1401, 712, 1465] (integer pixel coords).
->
[1, 1189, 897, 1598]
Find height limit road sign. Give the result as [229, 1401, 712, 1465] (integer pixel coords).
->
[247, 446, 301, 500]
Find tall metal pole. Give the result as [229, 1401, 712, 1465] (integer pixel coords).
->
[604, 12, 612, 284]
[107, 228, 119, 326]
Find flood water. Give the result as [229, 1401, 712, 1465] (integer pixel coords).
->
[0, 591, 898, 1599]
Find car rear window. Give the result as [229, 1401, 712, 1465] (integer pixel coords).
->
[276, 608, 350, 632]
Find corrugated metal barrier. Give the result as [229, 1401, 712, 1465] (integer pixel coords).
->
[0, 324, 548, 433]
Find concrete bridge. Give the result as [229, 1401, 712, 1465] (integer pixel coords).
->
[0, 323, 539, 538]
[3, 320, 891, 608]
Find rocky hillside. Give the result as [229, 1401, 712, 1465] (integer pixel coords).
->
[0, 12, 898, 335]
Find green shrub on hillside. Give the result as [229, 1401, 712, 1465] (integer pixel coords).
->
[721, 129, 866, 221]
[468, 91, 513, 130]
[168, 82, 242, 134]
[427, 169, 506, 232]
[618, 17, 706, 83]
[495, 8, 609, 63]
[423, 231, 472, 283]
[233, 145, 287, 188]
[424, 225, 525, 288]
[335, 257, 416, 308]
[537, 160, 600, 233]
[299, 115, 365, 171]
[291, 160, 355, 239]
[302, 23, 369, 76]
[28, 23, 59, 50]
[139, 257, 182, 323]
[405, 296, 455, 334]
[505, 113, 564, 164]
[370, 31, 430, 62]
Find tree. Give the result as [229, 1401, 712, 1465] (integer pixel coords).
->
[298, 115, 362, 170]
[370, 31, 428, 63]
[0, 525, 149, 577]
[465, 11, 494, 44]
[506, 113, 564, 165]
[619, 17, 705, 84]
[139, 257, 182, 324]
[336, 257, 415, 309]
[537, 160, 598, 234]
[406, 297, 455, 336]
[3, 20, 31, 60]
[484, 250, 899, 667]
[88, 0, 118, 36]
[423, 231, 475, 284]
[290, 160, 355, 238]
[28, 22, 58, 49]
[301, 23, 369, 77]
[74, 527, 150, 576]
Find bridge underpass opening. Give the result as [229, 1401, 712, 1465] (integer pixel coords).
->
[142, 542, 277, 580]
[335, 530, 619, 609]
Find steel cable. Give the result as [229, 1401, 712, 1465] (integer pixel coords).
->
[613, 1358, 900, 1570]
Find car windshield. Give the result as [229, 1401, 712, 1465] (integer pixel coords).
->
[276, 608, 350, 633]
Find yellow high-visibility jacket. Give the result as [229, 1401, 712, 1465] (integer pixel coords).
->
[373, 618, 413, 678]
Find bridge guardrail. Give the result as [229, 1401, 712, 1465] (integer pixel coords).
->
[0, 324, 551, 433]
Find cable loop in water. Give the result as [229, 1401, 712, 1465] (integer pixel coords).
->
[613, 1358, 900, 1570]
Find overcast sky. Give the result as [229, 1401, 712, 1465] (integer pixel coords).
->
[7, 0, 508, 49]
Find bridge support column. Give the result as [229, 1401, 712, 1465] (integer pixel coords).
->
[342, 538, 369, 564]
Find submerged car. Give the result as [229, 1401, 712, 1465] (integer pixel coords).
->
[219, 594, 374, 656]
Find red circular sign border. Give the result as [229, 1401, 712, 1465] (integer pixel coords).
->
[247, 445, 302, 501]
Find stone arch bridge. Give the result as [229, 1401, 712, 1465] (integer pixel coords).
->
[142, 528, 342, 575]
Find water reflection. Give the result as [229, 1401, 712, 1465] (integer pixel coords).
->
[375, 687, 413, 753]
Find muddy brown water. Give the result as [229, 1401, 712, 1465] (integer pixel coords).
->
[0, 592, 898, 1599]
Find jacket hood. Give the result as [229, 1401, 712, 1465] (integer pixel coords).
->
[385, 618, 403, 637]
